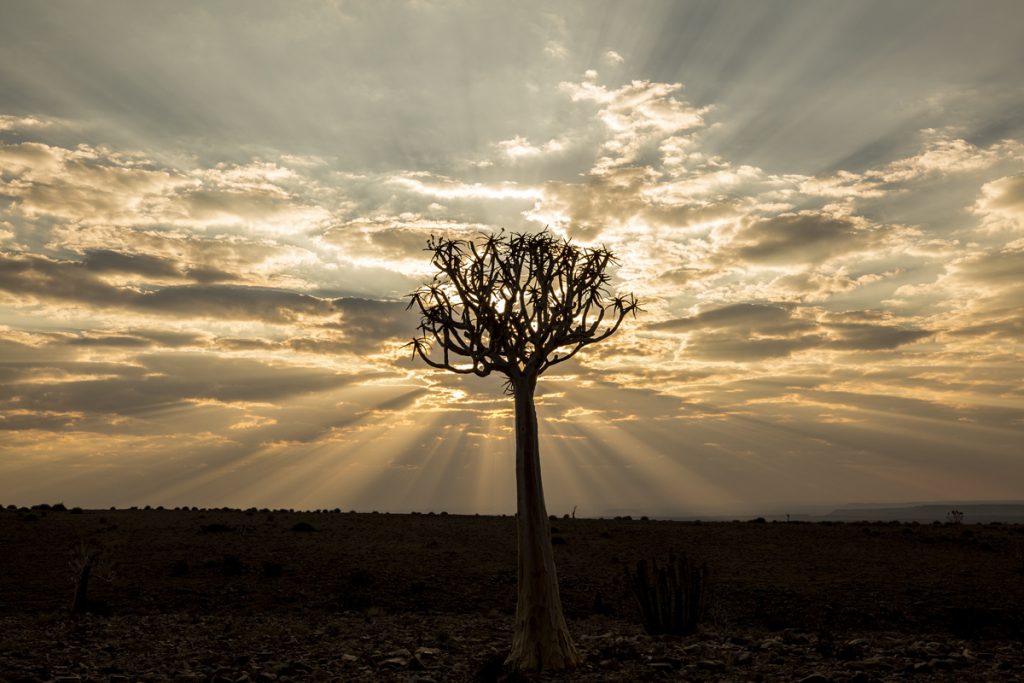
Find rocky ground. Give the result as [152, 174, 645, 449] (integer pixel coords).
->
[1, 507, 1022, 681]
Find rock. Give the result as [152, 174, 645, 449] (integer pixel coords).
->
[697, 659, 725, 671]
[848, 657, 892, 671]
[387, 648, 412, 658]
[929, 658, 959, 670]
[581, 632, 613, 641]
[340, 654, 358, 663]
[783, 631, 812, 645]
[650, 657, 682, 670]
[798, 675, 831, 683]
[378, 657, 408, 669]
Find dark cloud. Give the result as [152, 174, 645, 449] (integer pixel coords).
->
[82, 249, 184, 279]
[331, 297, 417, 345]
[127, 329, 207, 347]
[0, 353, 359, 419]
[646, 303, 804, 333]
[139, 285, 330, 322]
[686, 333, 826, 361]
[955, 248, 1024, 286]
[731, 213, 872, 266]
[80, 249, 238, 283]
[0, 253, 331, 322]
[648, 303, 928, 360]
[824, 323, 931, 350]
[948, 309, 1024, 340]
[65, 334, 154, 348]
[0, 412, 82, 431]
[185, 265, 239, 283]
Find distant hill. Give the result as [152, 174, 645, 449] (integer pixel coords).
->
[801, 503, 1024, 523]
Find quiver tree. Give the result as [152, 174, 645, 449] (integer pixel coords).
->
[408, 230, 639, 671]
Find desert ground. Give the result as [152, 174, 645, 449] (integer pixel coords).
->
[1, 506, 1022, 682]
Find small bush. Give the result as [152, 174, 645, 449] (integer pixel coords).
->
[199, 523, 233, 533]
[262, 561, 284, 578]
[291, 521, 316, 532]
[625, 552, 709, 636]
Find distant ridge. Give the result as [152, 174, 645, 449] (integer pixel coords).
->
[641, 501, 1024, 523]
[803, 503, 1024, 523]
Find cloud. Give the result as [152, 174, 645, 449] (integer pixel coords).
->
[647, 302, 801, 333]
[559, 78, 708, 171]
[390, 173, 543, 201]
[646, 302, 928, 361]
[530, 167, 739, 239]
[801, 133, 1010, 201]
[494, 135, 567, 161]
[604, 50, 624, 65]
[823, 321, 931, 350]
[973, 174, 1024, 231]
[0, 352, 360, 421]
[953, 246, 1024, 287]
[50, 225, 286, 281]
[0, 253, 333, 322]
[79, 249, 238, 284]
[726, 213, 876, 267]
[0, 115, 57, 132]
[877, 133, 1000, 183]
[331, 297, 418, 345]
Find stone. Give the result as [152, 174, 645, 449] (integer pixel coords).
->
[697, 659, 725, 671]
[798, 675, 831, 683]
[378, 657, 408, 669]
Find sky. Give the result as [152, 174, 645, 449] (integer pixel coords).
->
[1, 1, 1022, 516]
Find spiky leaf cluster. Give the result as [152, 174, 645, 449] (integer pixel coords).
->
[408, 231, 639, 390]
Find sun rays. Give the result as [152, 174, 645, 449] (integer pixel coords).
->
[0, 2, 1022, 512]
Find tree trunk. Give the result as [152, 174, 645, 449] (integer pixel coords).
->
[505, 375, 580, 671]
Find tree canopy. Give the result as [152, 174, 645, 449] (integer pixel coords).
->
[408, 230, 639, 388]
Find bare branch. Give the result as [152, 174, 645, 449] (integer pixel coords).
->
[408, 230, 639, 383]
